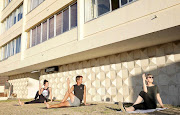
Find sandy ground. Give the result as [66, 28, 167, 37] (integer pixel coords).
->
[0, 99, 179, 115]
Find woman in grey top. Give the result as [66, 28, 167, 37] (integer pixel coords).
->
[119, 74, 165, 112]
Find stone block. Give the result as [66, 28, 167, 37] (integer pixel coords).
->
[96, 72, 105, 80]
[97, 88, 106, 95]
[88, 88, 96, 95]
[106, 71, 116, 79]
[92, 80, 100, 88]
[141, 59, 149, 67]
[102, 79, 111, 88]
[107, 87, 117, 96]
[156, 56, 166, 66]
[112, 77, 122, 88]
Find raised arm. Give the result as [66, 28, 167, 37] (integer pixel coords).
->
[142, 74, 148, 93]
[157, 93, 165, 108]
[67, 78, 74, 93]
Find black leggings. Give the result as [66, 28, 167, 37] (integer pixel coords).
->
[25, 91, 50, 104]
[133, 91, 157, 110]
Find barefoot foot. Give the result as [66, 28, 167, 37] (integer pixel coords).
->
[44, 101, 51, 109]
[18, 99, 24, 106]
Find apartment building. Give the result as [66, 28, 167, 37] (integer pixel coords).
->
[0, 0, 180, 105]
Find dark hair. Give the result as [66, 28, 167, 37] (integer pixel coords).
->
[44, 80, 48, 85]
[146, 74, 153, 78]
[76, 76, 83, 82]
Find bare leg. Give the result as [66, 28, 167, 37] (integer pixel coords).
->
[133, 95, 143, 105]
[124, 95, 143, 112]
[61, 91, 70, 102]
[125, 106, 135, 112]
[18, 99, 24, 106]
[62, 92, 75, 103]
[45, 101, 70, 109]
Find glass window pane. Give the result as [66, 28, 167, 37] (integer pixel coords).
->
[129, 0, 133, 3]
[97, 0, 110, 16]
[7, 43, 11, 57]
[121, 0, 128, 6]
[12, 40, 15, 56]
[56, 12, 63, 35]
[85, 0, 96, 22]
[63, 8, 69, 33]
[5, 45, 7, 58]
[14, 10, 17, 24]
[36, 25, 41, 45]
[16, 38, 19, 54]
[49, 17, 54, 39]
[42, 21, 47, 42]
[71, 3, 77, 28]
[32, 28, 36, 47]
[32, 0, 39, 9]
[111, 0, 119, 11]
[19, 37, 21, 52]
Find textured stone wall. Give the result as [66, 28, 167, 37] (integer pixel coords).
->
[40, 41, 179, 105]
[9, 73, 39, 98]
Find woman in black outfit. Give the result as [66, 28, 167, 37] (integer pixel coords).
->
[119, 74, 165, 112]
[18, 80, 52, 105]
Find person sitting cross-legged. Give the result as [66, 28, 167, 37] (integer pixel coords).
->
[119, 74, 165, 112]
[45, 76, 89, 108]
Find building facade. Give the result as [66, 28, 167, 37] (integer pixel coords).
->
[0, 0, 180, 105]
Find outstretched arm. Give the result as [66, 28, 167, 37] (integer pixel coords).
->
[49, 87, 52, 102]
[83, 85, 89, 105]
[142, 74, 147, 93]
[157, 93, 165, 108]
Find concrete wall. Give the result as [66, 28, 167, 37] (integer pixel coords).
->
[9, 72, 39, 98]
[40, 41, 180, 106]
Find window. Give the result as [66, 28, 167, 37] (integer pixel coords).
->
[42, 21, 47, 42]
[97, 0, 110, 16]
[111, 0, 119, 11]
[63, 8, 69, 32]
[85, 0, 96, 22]
[32, 0, 39, 10]
[16, 36, 21, 54]
[36, 25, 41, 45]
[71, 3, 77, 29]
[4, 45, 7, 59]
[121, 0, 128, 6]
[10, 40, 15, 56]
[7, 43, 11, 58]
[56, 12, 63, 35]
[49, 17, 54, 39]
[85, 0, 136, 22]
[30, 0, 45, 11]
[4, 0, 11, 8]
[1, 4, 23, 33]
[14, 10, 17, 24]
[0, 35, 21, 61]
[28, 2, 77, 48]
[39, 0, 44, 4]
[31, 28, 36, 47]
